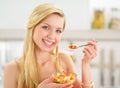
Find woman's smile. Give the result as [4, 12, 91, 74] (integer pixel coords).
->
[42, 39, 55, 48]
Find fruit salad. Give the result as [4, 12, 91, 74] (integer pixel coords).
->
[52, 71, 76, 84]
[68, 44, 77, 49]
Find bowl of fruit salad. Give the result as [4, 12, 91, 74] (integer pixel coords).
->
[52, 71, 76, 84]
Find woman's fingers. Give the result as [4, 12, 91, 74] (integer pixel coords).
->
[51, 82, 73, 88]
[88, 39, 98, 52]
[82, 39, 98, 62]
[83, 46, 96, 58]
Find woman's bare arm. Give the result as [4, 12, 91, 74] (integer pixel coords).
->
[4, 61, 19, 88]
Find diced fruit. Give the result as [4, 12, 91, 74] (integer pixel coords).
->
[52, 71, 76, 84]
[68, 44, 77, 49]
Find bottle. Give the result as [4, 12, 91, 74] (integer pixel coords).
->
[92, 9, 106, 29]
[109, 8, 120, 30]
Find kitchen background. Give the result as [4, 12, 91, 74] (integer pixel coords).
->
[0, 0, 120, 88]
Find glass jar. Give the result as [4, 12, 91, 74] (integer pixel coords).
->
[109, 8, 120, 29]
[92, 9, 106, 29]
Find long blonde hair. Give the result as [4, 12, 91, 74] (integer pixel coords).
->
[18, 3, 66, 88]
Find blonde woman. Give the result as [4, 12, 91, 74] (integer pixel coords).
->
[4, 3, 97, 88]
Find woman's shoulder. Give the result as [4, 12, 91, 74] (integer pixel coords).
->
[5, 60, 17, 71]
[4, 59, 20, 88]
[59, 51, 71, 58]
[59, 51, 76, 72]
[4, 59, 20, 76]
[59, 51, 72, 62]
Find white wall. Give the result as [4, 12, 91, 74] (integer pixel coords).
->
[0, 0, 120, 30]
[0, 0, 90, 30]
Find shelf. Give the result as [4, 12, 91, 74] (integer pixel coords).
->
[0, 29, 26, 41]
[62, 30, 120, 41]
[0, 29, 120, 41]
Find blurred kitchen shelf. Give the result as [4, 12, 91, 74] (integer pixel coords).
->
[62, 29, 120, 41]
[0, 29, 120, 41]
[0, 29, 26, 41]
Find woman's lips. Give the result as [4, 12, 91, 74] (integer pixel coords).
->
[43, 39, 55, 48]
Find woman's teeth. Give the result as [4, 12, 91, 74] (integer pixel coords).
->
[44, 40, 53, 45]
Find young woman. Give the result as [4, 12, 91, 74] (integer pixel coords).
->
[4, 3, 97, 88]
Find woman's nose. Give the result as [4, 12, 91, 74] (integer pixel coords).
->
[47, 31, 56, 39]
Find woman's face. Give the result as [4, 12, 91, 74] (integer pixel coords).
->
[33, 14, 64, 52]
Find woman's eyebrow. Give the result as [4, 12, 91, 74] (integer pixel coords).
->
[42, 22, 49, 26]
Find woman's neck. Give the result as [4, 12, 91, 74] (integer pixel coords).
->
[35, 49, 52, 65]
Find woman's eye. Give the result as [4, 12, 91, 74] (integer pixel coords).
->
[56, 30, 62, 33]
[42, 26, 49, 30]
